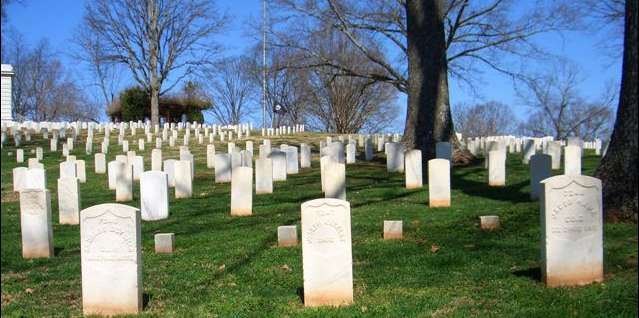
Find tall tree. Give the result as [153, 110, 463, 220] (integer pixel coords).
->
[305, 28, 398, 133]
[3, 34, 98, 122]
[72, 28, 122, 118]
[516, 63, 615, 140]
[595, 0, 638, 221]
[271, 0, 572, 160]
[204, 56, 256, 125]
[453, 101, 518, 138]
[245, 44, 314, 128]
[82, 0, 226, 125]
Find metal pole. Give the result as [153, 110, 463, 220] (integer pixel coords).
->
[262, 0, 267, 129]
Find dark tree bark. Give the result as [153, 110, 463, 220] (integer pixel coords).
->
[595, 0, 638, 221]
[148, 0, 160, 126]
[403, 0, 456, 160]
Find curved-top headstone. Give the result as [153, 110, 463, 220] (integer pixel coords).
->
[405, 149, 423, 189]
[428, 159, 450, 207]
[140, 171, 169, 221]
[285, 146, 299, 174]
[269, 150, 287, 182]
[215, 153, 232, 183]
[530, 154, 552, 200]
[301, 198, 353, 307]
[435, 142, 452, 161]
[20, 189, 53, 258]
[540, 175, 603, 287]
[231, 167, 253, 216]
[80, 203, 142, 316]
[324, 158, 346, 200]
[385, 142, 404, 173]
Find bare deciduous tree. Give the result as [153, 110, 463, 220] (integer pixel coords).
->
[453, 101, 518, 137]
[578, 0, 625, 56]
[516, 63, 615, 140]
[304, 28, 398, 133]
[270, 0, 573, 160]
[204, 56, 256, 125]
[3, 34, 99, 122]
[82, 0, 227, 125]
[245, 44, 313, 128]
[72, 27, 122, 117]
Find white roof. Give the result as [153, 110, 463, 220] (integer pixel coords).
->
[1, 64, 14, 75]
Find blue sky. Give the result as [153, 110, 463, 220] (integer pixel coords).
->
[3, 0, 622, 131]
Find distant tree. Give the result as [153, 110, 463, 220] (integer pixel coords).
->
[72, 27, 122, 117]
[245, 44, 314, 128]
[516, 63, 615, 140]
[204, 56, 256, 125]
[453, 101, 518, 138]
[578, 0, 625, 56]
[271, 0, 574, 160]
[595, 0, 638, 221]
[1, 0, 21, 27]
[3, 31, 30, 117]
[304, 28, 398, 133]
[82, 0, 227, 126]
[3, 34, 98, 122]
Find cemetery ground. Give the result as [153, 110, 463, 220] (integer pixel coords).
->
[1, 133, 637, 317]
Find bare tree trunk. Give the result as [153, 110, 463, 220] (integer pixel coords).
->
[595, 0, 638, 222]
[148, 0, 160, 126]
[403, 0, 456, 160]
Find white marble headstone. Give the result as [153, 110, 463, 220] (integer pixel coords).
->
[540, 175, 603, 287]
[80, 203, 142, 315]
[140, 171, 169, 221]
[20, 189, 53, 258]
[301, 198, 353, 307]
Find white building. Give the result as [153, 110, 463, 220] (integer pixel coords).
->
[1, 64, 14, 121]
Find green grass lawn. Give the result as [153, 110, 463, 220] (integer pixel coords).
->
[1, 132, 637, 317]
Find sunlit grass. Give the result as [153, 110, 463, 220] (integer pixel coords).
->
[1, 131, 636, 317]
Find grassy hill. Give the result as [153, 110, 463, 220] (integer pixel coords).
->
[1, 131, 636, 317]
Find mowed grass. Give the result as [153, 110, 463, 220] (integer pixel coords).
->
[1, 131, 637, 317]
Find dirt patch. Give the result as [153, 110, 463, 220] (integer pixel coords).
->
[431, 297, 473, 318]
[1, 191, 18, 203]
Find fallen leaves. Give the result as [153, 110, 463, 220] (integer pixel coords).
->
[280, 264, 292, 272]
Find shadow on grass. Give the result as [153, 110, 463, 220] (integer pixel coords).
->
[143, 293, 152, 310]
[512, 267, 542, 282]
[296, 287, 305, 304]
[452, 175, 531, 204]
[350, 191, 417, 209]
[54, 247, 64, 256]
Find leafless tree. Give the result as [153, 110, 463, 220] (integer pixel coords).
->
[303, 28, 398, 133]
[71, 27, 122, 117]
[2, 30, 30, 118]
[204, 56, 256, 125]
[516, 63, 615, 140]
[578, 0, 625, 56]
[453, 101, 518, 137]
[3, 34, 99, 122]
[1, 0, 22, 27]
[269, 0, 574, 159]
[244, 44, 314, 128]
[82, 0, 227, 125]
